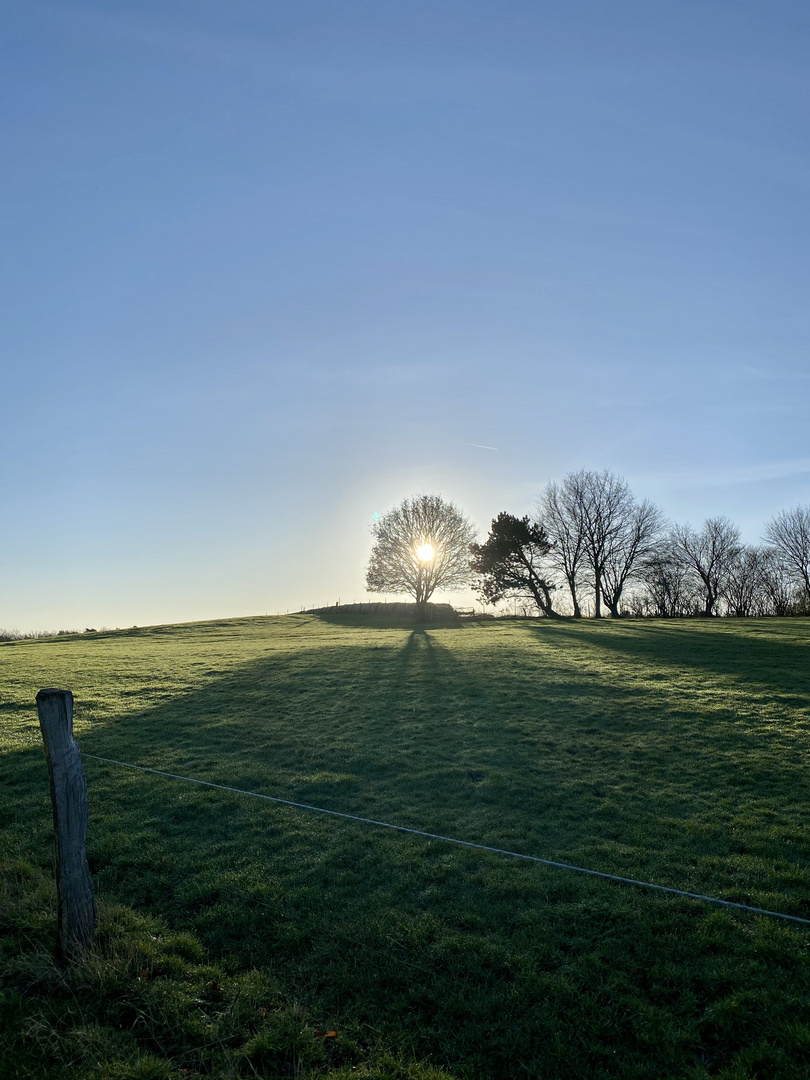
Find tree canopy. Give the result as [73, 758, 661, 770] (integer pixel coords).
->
[365, 494, 477, 618]
[470, 513, 558, 617]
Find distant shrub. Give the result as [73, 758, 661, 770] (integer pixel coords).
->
[0, 628, 81, 642]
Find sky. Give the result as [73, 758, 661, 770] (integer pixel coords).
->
[2, 0, 810, 630]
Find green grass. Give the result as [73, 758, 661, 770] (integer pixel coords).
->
[3, 614, 810, 1078]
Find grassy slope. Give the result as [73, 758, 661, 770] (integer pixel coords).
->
[2, 615, 810, 1079]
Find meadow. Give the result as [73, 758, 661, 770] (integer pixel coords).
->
[2, 614, 810, 1079]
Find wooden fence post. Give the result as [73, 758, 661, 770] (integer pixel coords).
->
[36, 688, 96, 957]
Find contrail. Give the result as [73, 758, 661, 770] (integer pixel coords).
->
[469, 443, 499, 451]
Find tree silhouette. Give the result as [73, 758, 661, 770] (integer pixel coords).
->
[366, 494, 477, 619]
[470, 513, 559, 617]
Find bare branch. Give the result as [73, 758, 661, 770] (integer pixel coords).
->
[366, 495, 477, 616]
[671, 517, 742, 616]
[764, 506, 810, 604]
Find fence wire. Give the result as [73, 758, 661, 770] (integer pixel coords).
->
[5, 729, 809, 927]
[79, 751, 810, 928]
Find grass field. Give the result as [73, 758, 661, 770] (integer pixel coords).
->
[2, 614, 810, 1079]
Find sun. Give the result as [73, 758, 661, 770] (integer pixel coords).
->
[416, 544, 435, 562]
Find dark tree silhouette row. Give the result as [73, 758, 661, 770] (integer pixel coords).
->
[472, 471, 810, 618]
[366, 478, 810, 618]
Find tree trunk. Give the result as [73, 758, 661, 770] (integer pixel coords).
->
[566, 577, 582, 617]
[703, 580, 717, 616]
[531, 580, 562, 619]
[593, 570, 602, 618]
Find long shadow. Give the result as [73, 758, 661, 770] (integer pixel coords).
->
[8, 616, 810, 903]
[533, 619, 810, 698]
[7, 620, 810, 1077]
[57, 621, 810, 885]
[76, 626, 480, 817]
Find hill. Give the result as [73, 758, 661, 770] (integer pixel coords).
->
[2, 614, 810, 1078]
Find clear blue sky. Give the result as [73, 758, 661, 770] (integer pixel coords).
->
[3, 1, 809, 630]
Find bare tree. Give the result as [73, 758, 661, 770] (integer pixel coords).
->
[764, 506, 810, 605]
[671, 517, 742, 616]
[551, 470, 658, 618]
[539, 471, 664, 617]
[565, 470, 620, 617]
[470, 513, 559, 617]
[366, 494, 477, 619]
[601, 499, 666, 617]
[759, 548, 801, 616]
[539, 481, 587, 617]
[634, 541, 698, 617]
[723, 546, 769, 617]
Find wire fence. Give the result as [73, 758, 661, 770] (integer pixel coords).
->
[5, 725, 808, 927]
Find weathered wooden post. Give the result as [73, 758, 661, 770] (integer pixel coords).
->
[36, 688, 96, 957]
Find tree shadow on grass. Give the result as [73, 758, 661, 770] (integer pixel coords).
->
[7, 621, 810, 1079]
[532, 619, 810, 698]
[51, 619, 809, 910]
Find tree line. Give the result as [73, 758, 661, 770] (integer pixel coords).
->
[366, 477, 810, 618]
